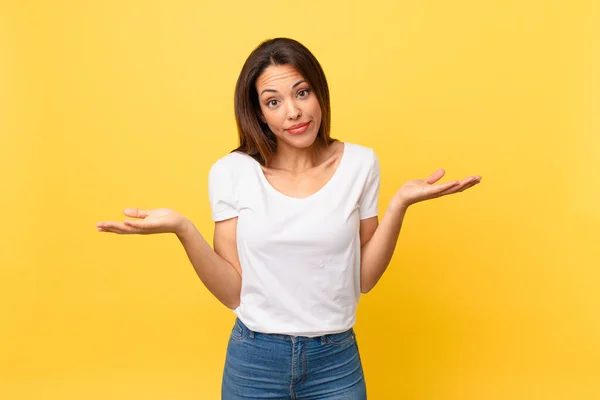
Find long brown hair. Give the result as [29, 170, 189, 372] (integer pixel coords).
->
[233, 38, 335, 166]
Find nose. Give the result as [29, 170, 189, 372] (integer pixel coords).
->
[286, 100, 301, 120]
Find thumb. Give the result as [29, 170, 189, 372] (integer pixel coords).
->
[123, 207, 149, 219]
[424, 169, 446, 184]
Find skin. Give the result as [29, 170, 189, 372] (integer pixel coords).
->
[96, 64, 482, 307]
[255, 64, 342, 198]
[256, 64, 323, 167]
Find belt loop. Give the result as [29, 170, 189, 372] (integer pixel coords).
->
[321, 335, 327, 345]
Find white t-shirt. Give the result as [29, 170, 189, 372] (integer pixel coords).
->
[208, 142, 380, 337]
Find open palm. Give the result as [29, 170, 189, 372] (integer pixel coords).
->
[394, 169, 482, 208]
[96, 207, 187, 235]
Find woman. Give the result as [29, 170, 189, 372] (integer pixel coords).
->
[97, 38, 481, 399]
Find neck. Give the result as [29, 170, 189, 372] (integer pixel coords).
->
[270, 140, 326, 172]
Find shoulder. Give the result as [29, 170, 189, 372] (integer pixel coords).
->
[209, 151, 255, 178]
[211, 151, 253, 168]
[342, 142, 378, 169]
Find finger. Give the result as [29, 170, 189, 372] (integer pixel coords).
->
[123, 207, 149, 219]
[96, 221, 142, 234]
[428, 179, 460, 194]
[424, 169, 446, 185]
[438, 177, 481, 196]
[97, 226, 128, 234]
[459, 180, 481, 192]
[459, 176, 482, 191]
[123, 219, 159, 230]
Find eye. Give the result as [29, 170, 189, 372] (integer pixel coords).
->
[297, 89, 310, 98]
[267, 99, 280, 108]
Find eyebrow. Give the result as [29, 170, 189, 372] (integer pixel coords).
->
[260, 80, 307, 96]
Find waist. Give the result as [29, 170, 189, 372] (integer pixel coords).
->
[234, 296, 358, 337]
[233, 317, 355, 342]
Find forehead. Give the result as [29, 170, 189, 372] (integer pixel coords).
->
[256, 64, 305, 91]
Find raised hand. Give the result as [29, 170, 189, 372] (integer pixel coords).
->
[391, 169, 482, 210]
[96, 207, 190, 236]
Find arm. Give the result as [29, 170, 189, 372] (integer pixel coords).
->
[359, 169, 482, 294]
[96, 207, 242, 309]
[359, 206, 407, 293]
[177, 217, 242, 309]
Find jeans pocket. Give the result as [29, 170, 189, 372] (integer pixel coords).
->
[230, 319, 247, 341]
[325, 329, 355, 346]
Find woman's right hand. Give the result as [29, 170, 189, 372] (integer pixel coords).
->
[96, 208, 190, 236]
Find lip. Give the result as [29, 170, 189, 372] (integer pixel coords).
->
[286, 121, 310, 134]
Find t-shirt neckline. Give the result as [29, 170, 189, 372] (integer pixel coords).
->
[253, 142, 348, 201]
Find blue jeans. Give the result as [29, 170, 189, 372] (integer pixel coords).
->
[222, 318, 367, 399]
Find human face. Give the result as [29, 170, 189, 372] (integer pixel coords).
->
[255, 64, 322, 150]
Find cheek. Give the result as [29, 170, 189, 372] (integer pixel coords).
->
[310, 99, 323, 121]
[261, 109, 283, 132]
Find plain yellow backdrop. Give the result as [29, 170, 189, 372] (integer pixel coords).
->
[1, 0, 599, 399]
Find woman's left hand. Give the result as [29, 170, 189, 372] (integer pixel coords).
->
[390, 169, 482, 211]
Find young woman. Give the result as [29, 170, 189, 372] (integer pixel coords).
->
[97, 38, 481, 399]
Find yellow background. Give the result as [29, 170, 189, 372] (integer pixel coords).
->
[1, 0, 599, 399]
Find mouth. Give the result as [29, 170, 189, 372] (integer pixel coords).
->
[286, 121, 310, 135]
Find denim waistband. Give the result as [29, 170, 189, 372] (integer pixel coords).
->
[233, 318, 355, 344]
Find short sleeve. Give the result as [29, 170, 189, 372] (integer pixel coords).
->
[359, 150, 380, 219]
[208, 158, 239, 222]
